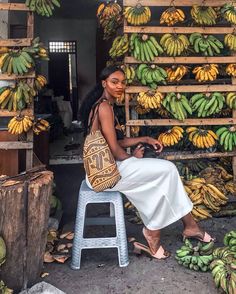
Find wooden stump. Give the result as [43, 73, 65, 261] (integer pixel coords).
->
[0, 168, 53, 292]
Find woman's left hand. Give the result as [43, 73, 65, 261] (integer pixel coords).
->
[145, 137, 163, 153]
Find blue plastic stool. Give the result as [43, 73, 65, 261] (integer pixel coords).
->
[71, 180, 129, 269]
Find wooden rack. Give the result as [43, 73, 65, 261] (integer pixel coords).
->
[123, 0, 236, 179]
[0, 3, 34, 170]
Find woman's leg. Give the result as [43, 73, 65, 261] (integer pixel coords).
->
[143, 227, 161, 255]
[181, 213, 205, 238]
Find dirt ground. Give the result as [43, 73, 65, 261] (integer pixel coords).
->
[41, 164, 235, 294]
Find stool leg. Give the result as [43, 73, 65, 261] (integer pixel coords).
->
[113, 195, 129, 267]
[71, 194, 87, 270]
[110, 203, 115, 217]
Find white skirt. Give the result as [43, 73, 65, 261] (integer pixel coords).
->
[86, 157, 193, 230]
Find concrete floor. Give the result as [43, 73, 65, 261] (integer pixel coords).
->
[42, 164, 235, 294]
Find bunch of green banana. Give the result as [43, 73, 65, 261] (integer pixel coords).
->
[190, 33, 224, 56]
[25, 0, 60, 17]
[162, 92, 192, 121]
[130, 33, 164, 62]
[221, 3, 236, 25]
[136, 64, 167, 89]
[216, 126, 236, 151]
[0, 236, 6, 266]
[190, 92, 225, 117]
[224, 34, 236, 51]
[213, 247, 236, 260]
[137, 90, 164, 109]
[120, 64, 136, 84]
[176, 163, 195, 180]
[0, 280, 12, 294]
[109, 34, 129, 58]
[175, 239, 214, 272]
[226, 92, 236, 110]
[191, 5, 218, 25]
[22, 37, 49, 61]
[160, 33, 189, 56]
[224, 231, 236, 252]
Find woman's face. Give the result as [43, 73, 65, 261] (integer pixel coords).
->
[103, 70, 126, 99]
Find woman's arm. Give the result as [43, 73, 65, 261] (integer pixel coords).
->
[118, 136, 163, 152]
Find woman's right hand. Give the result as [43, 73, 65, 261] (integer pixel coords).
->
[132, 144, 145, 158]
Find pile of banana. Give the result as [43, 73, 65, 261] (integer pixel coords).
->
[160, 7, 185, 26]
[191, 5, 217, 25]
[25, 0, 60, 17]
[124, 4, 151, 25]
[0, 236, 6, 266]
[221, 3, 236, 25]
[135, 104, 150, 115]
[158, 126, 184, 147]
[224, 34, 236, 51]
[175, 238, 214, 272]
[136, 64, 167, 88]
[34, 75, 47, 93]
[137, 90, 164, 109]
[32, 118, 50, 135]
[216, 126, 236, 151]
[97, 2, 122, 40]
[155, 106, 170, 118]
[176, 160, 208, 180]
[165, 65, 188, 82]
[8, 115, 33, 135]
[160, 33, 189, 56]
[210, 246, 236, 294]
[130, 33, 163, 62]
[226, 92, 236, 110]
[186, 127, 218, 149]
[190, 33, 224, 56]
[226, 64, 236, 78]
[192, 64, 219, 82]
[224, 231, 236, 252]
[190, 92, 225, 117]
[162, 93, 192, 121]
[225, 180, 236, 195]
[120, 64, 136, 84]
[109, 34, 129, 58]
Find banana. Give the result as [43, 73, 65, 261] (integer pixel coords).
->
[160, 7, 185, 26]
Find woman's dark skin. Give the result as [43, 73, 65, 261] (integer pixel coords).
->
[90, 70, 207, 255]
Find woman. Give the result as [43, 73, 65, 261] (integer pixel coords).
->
[80, 66, 214, 260]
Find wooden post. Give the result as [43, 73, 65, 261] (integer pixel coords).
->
[232, 50, 236, 182]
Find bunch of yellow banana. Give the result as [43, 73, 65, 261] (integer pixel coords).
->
[225, 181, 236, 195]
[191, 5, 217, 25]
[166, 65, 188, 82]
[137, 90, 164, 109]
[124, 4, 151, 25]
[221, 3, 236, 25]
[158, 126, 184, 147]
[109, 34, 129, 58]
[120, 64, 135, 84]
[135, 104, 150, 115]
[226, 92, 236, 110]
[191, 205, 212, 221]
[224, 33, 236, 51]
[0, 47, 9, 54]
[131, 126, 140, 136]
[34, 75, 47, 93]
[160, 34, 190, 56]
[155, 105, 170, 118]
[186, 127, 218, 149]
[160, 7, 185, 26]
[8, 115, 33, 135]
[192, 64, 219, 82]
[32, 118, 50, 135]
[226, 64, 236, 78]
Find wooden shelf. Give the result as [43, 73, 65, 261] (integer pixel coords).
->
[0, 141, 33, 150]
[126, 84, 236, 93]
[126, 118, 236, 126]
[124, 26, 235, 34]
[125, 56, 236, 64]
[0, 38, 32, 47]
[123, 0, 236, 7]
[0, 72, 35, 80]
[0, 109, 33, 117]
[0, 3, 29, 11]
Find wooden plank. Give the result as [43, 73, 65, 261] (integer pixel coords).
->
[126, 118, 236, 126]
[125, 56, 236, 65]
[159, 151, 236, 161]
[27, 12, 34, 39]
[126, 84, 236, 93]
[125, 94, 131, 138]
[123, 0, 236, 7]
[0, 3, 30, 11]
[124, 26, 235, 34]
[232, 52, 236, 182]
[0, 109, 33, 117]
[0, 142, 33, 150]
[0, 72, 35, 80]
[0, 39, 32, 47]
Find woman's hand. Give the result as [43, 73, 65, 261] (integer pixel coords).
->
[132, 144, 145, 158]
[145, 137, 163, 153]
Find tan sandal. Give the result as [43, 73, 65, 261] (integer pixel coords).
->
[133, 241, 170, 260]
[182, 231, 216, 243]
